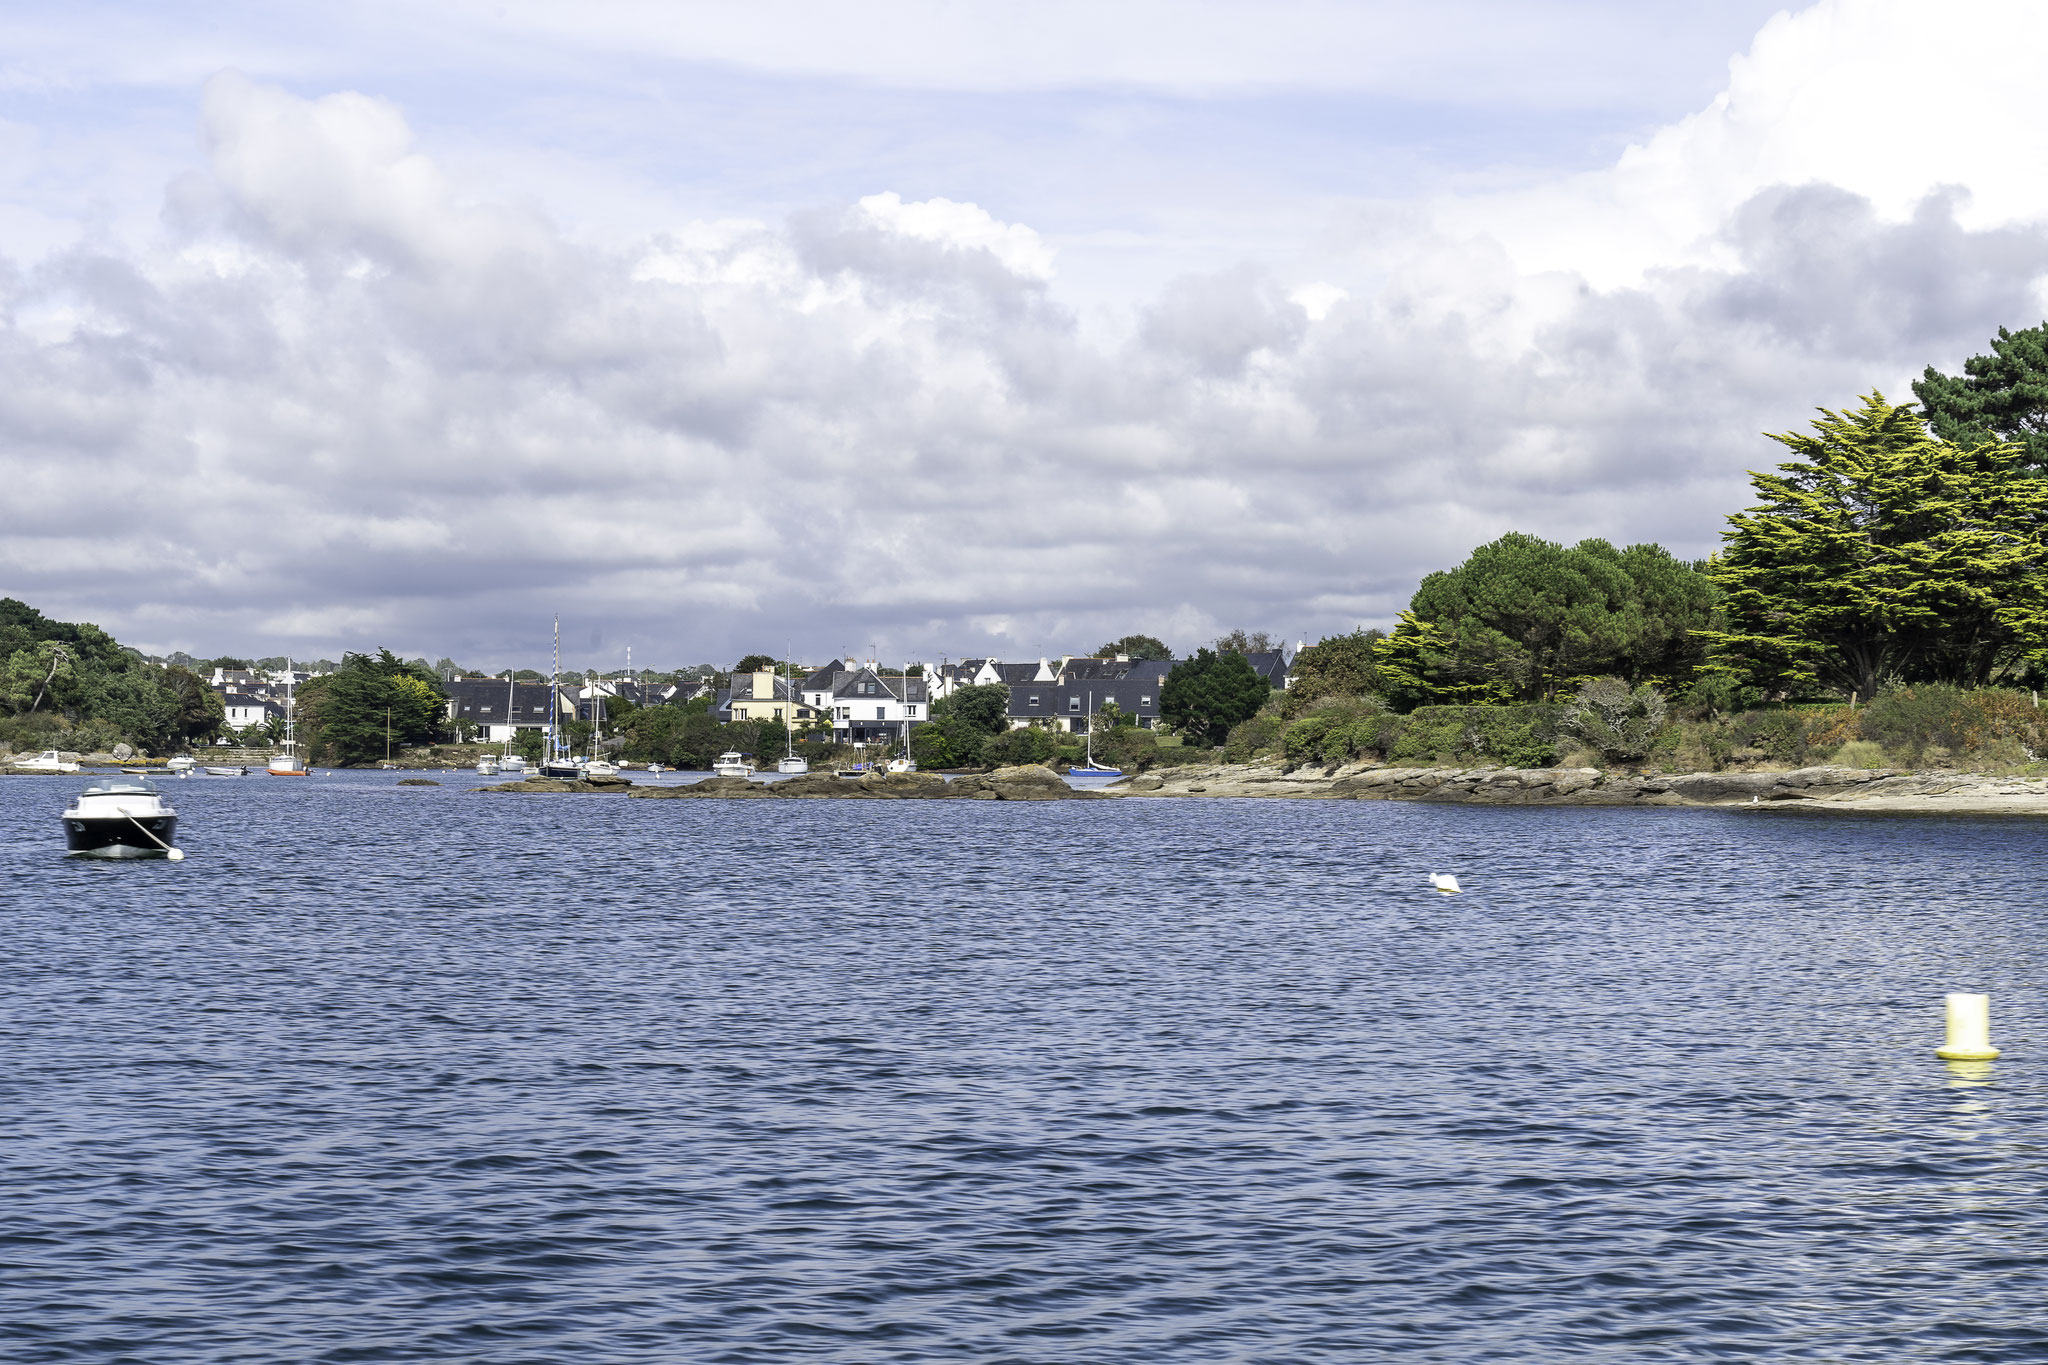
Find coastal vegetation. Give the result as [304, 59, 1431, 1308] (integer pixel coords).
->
[1197, 325, 2048, 778]
[294, 651, 447, 766]
[0, 598, 223, 755]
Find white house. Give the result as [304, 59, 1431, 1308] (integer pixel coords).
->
[221, 693, 283, 733]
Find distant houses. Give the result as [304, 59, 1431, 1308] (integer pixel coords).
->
[188, 643, 1296, 751]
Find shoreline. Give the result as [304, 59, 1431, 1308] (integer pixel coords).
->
[1104, 761, 2048, 814]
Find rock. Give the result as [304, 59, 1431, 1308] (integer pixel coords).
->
[986, 763, 1067, 789]
[397, 778, 440, 786]
[113, 743, 134, 761]
[476, 778, 629, 794]
[1116, 775, 1165, 791]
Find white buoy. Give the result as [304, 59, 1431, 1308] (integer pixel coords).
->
[167, 848, 185, 861]
[1429, 873, 1461, 894]
[1936, 993, 2000, 1061]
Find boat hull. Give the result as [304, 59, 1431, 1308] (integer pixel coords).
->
[1069, 766, 1123, 777]
[64, 814, 177, 858]
[539, 762, 584, 780]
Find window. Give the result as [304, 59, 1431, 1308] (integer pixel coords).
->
[875, 706, 885, 719]
[907, 705, 918, 717]
[1027, 694, 1040, 707]
[1068, 696, 1081, 711]
[1140, 695, 1151, 706]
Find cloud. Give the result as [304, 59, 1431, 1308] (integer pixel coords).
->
[7, 1, 2048, 668]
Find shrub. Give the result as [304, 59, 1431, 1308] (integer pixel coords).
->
[1829, 739, 1890, 769]
[1388, 704, 1560, 767]
[984, 725, 1058, 767]
[1560, 677, 1669, 761]
[1222, 711, 1286, 763]
[1858, 685, 2048, 765]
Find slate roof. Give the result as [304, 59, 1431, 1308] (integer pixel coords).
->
[444, 680, 561, 723]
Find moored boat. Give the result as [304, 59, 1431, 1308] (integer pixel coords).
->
[712, 750, 753, 778]
[164, 755, 197, 775]
[476, 755, 501, 776]
[501, 754, 529, 774]
[14, 750, 81, 773]
[583, 758, 620, 779]
[267, 658, 308, 775]
[205, 766, 248, 777]
[62, 779, 180, 859]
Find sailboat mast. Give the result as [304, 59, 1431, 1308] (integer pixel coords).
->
[549, 615, 560, 761]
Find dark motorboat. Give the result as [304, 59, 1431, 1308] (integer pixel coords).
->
[62, 779, 181, 859]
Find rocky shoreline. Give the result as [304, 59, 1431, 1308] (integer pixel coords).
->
[1107, 761, 2048, 813]
[477, 766, 1105, 801]
[454, 757, 2048, 814]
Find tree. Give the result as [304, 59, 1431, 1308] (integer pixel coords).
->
[1094, 633, 1174, 661]
[1915, 323, 2048, 472]
[1212, 628, 1279, 654]
[1284, 628, 1386, 715]
[1703, 393, 2048, 699]
[920, 682, 1011, 767]
[1378, 532, 1717, 708]
[1162, 648, 1271, 745]
[296, 650, 448, 765]
[734, 654, 778, 674]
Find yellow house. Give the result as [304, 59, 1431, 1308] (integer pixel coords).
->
[728, 670, 819, 727]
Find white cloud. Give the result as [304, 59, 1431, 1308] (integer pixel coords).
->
[855, 192, 1056, 281]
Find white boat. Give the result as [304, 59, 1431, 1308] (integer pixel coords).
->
[647, 762, 665, 774]
[267, 657, 308, 775]
[501, 754, 529, 774]
[14, 750, 81, 773]
[63, 778, 180, 859]
[1068, 688, 1123, 777]
[164, 755, 197, 775]
[775, 654, 809, 773]
[476, 755, 501, 776]
[205, 765, 248, 777]
[538, 618, 584, 779]
[713, 750, 753, 778]
[583, 759, 620, 779]
[886, 756, 916, 773]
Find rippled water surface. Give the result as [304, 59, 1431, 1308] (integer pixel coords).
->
[5, 770, 2048, 1362]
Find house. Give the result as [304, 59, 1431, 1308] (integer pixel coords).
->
[221, 694, 283, 733]
[443, 679, 568, 742]
[1006, 668, 1166, 732]
[727, 670, 822, 727]
[1241, 648, 1295, 690]
[820, 666, 929, 746]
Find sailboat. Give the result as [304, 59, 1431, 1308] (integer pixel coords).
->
[1068, 689, 1122, 777]
[266, 658, 309, 775]
[539, 618, 584, 779]
[498, 672, 528, 773]
[776, 653, 809, 773]
[885, 661, 916, 771]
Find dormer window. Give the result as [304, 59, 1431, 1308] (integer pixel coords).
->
[1068, 696, 1081, 711]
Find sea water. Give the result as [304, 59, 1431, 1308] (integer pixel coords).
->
[3, 771, 2046, 1361]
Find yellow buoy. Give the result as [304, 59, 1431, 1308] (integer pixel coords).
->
[1936, 992, 2001, 1061]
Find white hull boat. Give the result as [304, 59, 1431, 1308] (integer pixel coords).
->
[164, 755, 198, 776]
[477, 756, 501, 776]
[776, 755, 809, 774]
[15, 750, 81, 773]
[63, 779, 179, 859]
[205, 766, 248, 777]
[712, 750, 753, 778]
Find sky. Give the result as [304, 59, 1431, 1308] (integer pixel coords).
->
[5, 0, 2047, 672]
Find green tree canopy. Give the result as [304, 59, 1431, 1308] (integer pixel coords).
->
[1914, 322, 2048, 472]
[1212, 628, 1279, 654]
[1162, 647, 1271, 745]
[1094, 633, 1174, 661]
[297, 649, 448, 765]
[734, 654, 779, 674]
[1704, 393, 2048, 699]
[0, 598, 223, 752]
[1284, 628, 1385, 715]
[918, 681, 1012, 767]
[1375, 532, 1717, 709]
